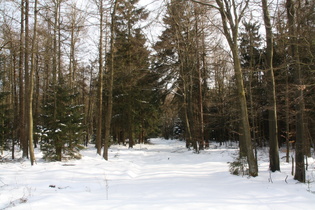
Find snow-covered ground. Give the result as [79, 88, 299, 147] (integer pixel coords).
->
[1, 138, 314, 210]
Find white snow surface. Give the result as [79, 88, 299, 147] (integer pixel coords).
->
[1, 138, 314, 210]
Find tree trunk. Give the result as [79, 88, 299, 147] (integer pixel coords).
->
[191, 0, 258, 177]
[217, 0, 258, 177]
[103, 0, 118, 160]
[286, 0, 305, 183]
[96, 0, 104, 155]
[232, 46, 258, 177]
[285, 71, 290, 163]
[19, 0, 26, 158]
[28, 0, 38, 165]
[52, 0, 59, 126]
[262, 0, 280, 172]
[194, 4, 204, 150]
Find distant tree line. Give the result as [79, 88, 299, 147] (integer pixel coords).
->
[0, 0, 314, 182]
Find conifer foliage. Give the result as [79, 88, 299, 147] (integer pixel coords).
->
[0, 92, 11, 153]
[40, 79, 84, 161]
[110, 0, 159, 148]
[0, 0, 314, 182]
[0, 59, 13, 154]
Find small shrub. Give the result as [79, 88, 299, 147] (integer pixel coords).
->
[229, 157, 249, 176]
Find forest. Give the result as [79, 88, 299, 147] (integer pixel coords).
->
[0, 0, 314, 183]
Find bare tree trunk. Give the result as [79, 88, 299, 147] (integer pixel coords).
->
[23, 0, 30, 159]
[103, 0, 118, 160]
[262, 0, 280, 172]
[69, 35, 74, 88]
[28, 0, 38, 165]
[19, 0, 26, 158]
[191, 0, 258, 177]
[217, 0, 258, 177]
[285, 71, 290, 163]
[86, 65, 94, 146]
[12, 46, 18, 159]
[286, 0, 305, 182]
[96, 0, 104, 155]
[194, 4, 204, 150]
[53, 0, 61, 161]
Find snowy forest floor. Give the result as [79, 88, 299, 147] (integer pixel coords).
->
[1, 138, 315, 210]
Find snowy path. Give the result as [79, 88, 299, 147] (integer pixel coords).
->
[0, 138, 314, 209]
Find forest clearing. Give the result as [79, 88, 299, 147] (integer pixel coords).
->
[1, 1, 315, 207]
[1, 138, 314, 209]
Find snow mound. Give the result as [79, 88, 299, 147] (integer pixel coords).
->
[0, 138, 314, 209]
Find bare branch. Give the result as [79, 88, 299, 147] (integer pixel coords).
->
[190, 0, 219, 10]
[0, 41, 10, 51]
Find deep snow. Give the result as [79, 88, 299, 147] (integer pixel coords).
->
[0, 138, 314, 210]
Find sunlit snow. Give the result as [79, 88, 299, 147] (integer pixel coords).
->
[0, 138, 314, 209]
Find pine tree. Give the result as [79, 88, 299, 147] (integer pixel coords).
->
[154, 0, 206, 152]
[0, 55, 13, 155]
[239, 21, 263, 152]
[0, 92, 12, 154]
[110, 0, 152, 148]
[40, 79, 84, 161]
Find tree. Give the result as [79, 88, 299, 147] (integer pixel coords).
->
[19, 0, 27, 158]
[95, 0, 105, 156]
[109, 0, 150, 151]
[0, 89, 11, 155]
[155, 0, 207, 152]
[286, 0, 305, 182]
[262, 0, 280, 172]
[28, 0, 38, 165]
[41, 79, 84, 161]
[103, 0, 118, 160]
[191, 0, 258, 176]
[239, 20, 262, 145]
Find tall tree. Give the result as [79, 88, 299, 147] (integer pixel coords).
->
[262, 0, 280, 172]
[23, 0, 30, 159]
[109, 0, 150, 151]
[155, 0, 207, 152]
[239, 20, 262, 149]
[192, 0, 258, 176]
[19, 0, 26, 158]
[28, 0, 38, 165]
[286, 0, 305, 182]
[103, 0, 118, 160]
[41, 79, 84, 161]
[95, 0, 105, 155]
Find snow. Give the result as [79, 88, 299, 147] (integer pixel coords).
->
[1, 138, 314, 210]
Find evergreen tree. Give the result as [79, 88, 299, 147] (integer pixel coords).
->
[110, 0, 156, 148]
[239, 21, 265, 148]
[40, 79, 84, 161]
[0, 56, 13, 154]
[154, 0, 206, 152]
[0, 92, 12, 154]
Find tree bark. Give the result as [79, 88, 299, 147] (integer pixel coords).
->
[216, 0, 258, 177]
[262, 0, 280, 172]
[24, 0, 30, 158]
[103, 0, 118, 160]
[96, 0, 104, 155]
[19, 0, 26, 158]
[194, 4, 205, 150]
[286, 0, 305, 183]
[28, 0, 38, 165]
[191, 0, 258, 177]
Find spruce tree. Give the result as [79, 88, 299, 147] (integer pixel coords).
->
[110, 0, 154, 148]
[0, 92, 11, 154]
[0, 59, 13, 154]
[154, 0, 206, 152]
[40, 79, 84, 161]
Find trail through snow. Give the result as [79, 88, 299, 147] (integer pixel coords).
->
[0, 138, 314, 209]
